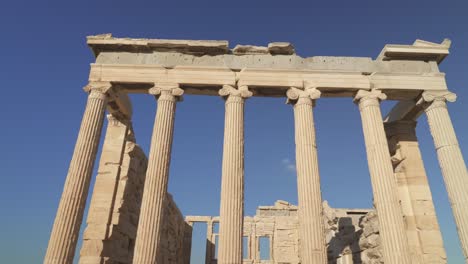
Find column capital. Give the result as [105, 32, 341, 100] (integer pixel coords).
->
[417, 91, 457, 111]
[83, 81, 114, 99]
[219, 85, 252, 100]
[353, 89, 387, 110]
[353, 89, 387, 103]
[286, 87, 321, 105]
[149, 83, 184, 102]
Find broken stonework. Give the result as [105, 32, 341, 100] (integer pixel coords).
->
[268, 42, 295, 55]
[233, 45, 269, 55]
[79, 120, 187, 264]
[358, 212, 383, 264]
[187, 201, 387, 264]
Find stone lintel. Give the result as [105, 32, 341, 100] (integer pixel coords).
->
[106, 91, 132, 121]
[185, 216, 212, 223]
[89, 64, 448, 99]
[339, 208, 374, 214]
[384, 100, 423, 123]
[384, 90, 457, 123]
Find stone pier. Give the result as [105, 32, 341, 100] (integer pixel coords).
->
[78, 114, 131, 264]
[385, 120, 446, 263]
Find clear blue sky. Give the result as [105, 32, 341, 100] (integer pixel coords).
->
[1, 0, 467, 263]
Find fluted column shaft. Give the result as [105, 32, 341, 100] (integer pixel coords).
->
[287, 87, 327, 263]
[132, 84, 184, 264]
[421, 91, 468, 260]
[354, 90, 411, 264]
[44, 82, 111, 264]
[218, 85, 251, 264]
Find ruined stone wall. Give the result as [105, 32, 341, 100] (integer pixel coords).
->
[323, 201, 370, 264]
[385, 121, 447, 263]
[190, 201, 416, 264]
[254, 201, 373, 264]
[79, 131, 148, 264]
[251, 201, 300, 264]
[157, 194, 188, 264]
[79, 120, 187, 264]
[189, 201, 373, 264]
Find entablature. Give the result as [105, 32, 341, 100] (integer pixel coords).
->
[87, 34, 453, 122]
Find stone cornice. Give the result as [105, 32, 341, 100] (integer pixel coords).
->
[87, 34, 229, 57]
[377, 39, 451, 64]
[88, 34, 450, 65]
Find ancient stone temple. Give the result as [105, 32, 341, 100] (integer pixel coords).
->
[44, 34, 467, 264]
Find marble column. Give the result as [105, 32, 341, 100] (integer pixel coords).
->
[354, 90, 411, 264]
[419, 91, 468, 260]
[44, 82, 112, 264]
[132, 83, 184, 264]
[217, 85, 252, 264]
[385, 120, 446, 263]
[286, 87, 327, 263]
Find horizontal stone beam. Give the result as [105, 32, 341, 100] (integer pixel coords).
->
[384, 99, 424, 122]
[89, 64, 448, 99]
[185, 216, 213, 223]
[107, 91, 132, 121]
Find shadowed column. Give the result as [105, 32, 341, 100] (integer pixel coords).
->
[286, 87, 327, 263]
[217, 85, 252, 264]
[44, 82, 112, 264]
[419, 91, 468, 261]
[132, 83, 184, 264]
[354, 90, 411, 264]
